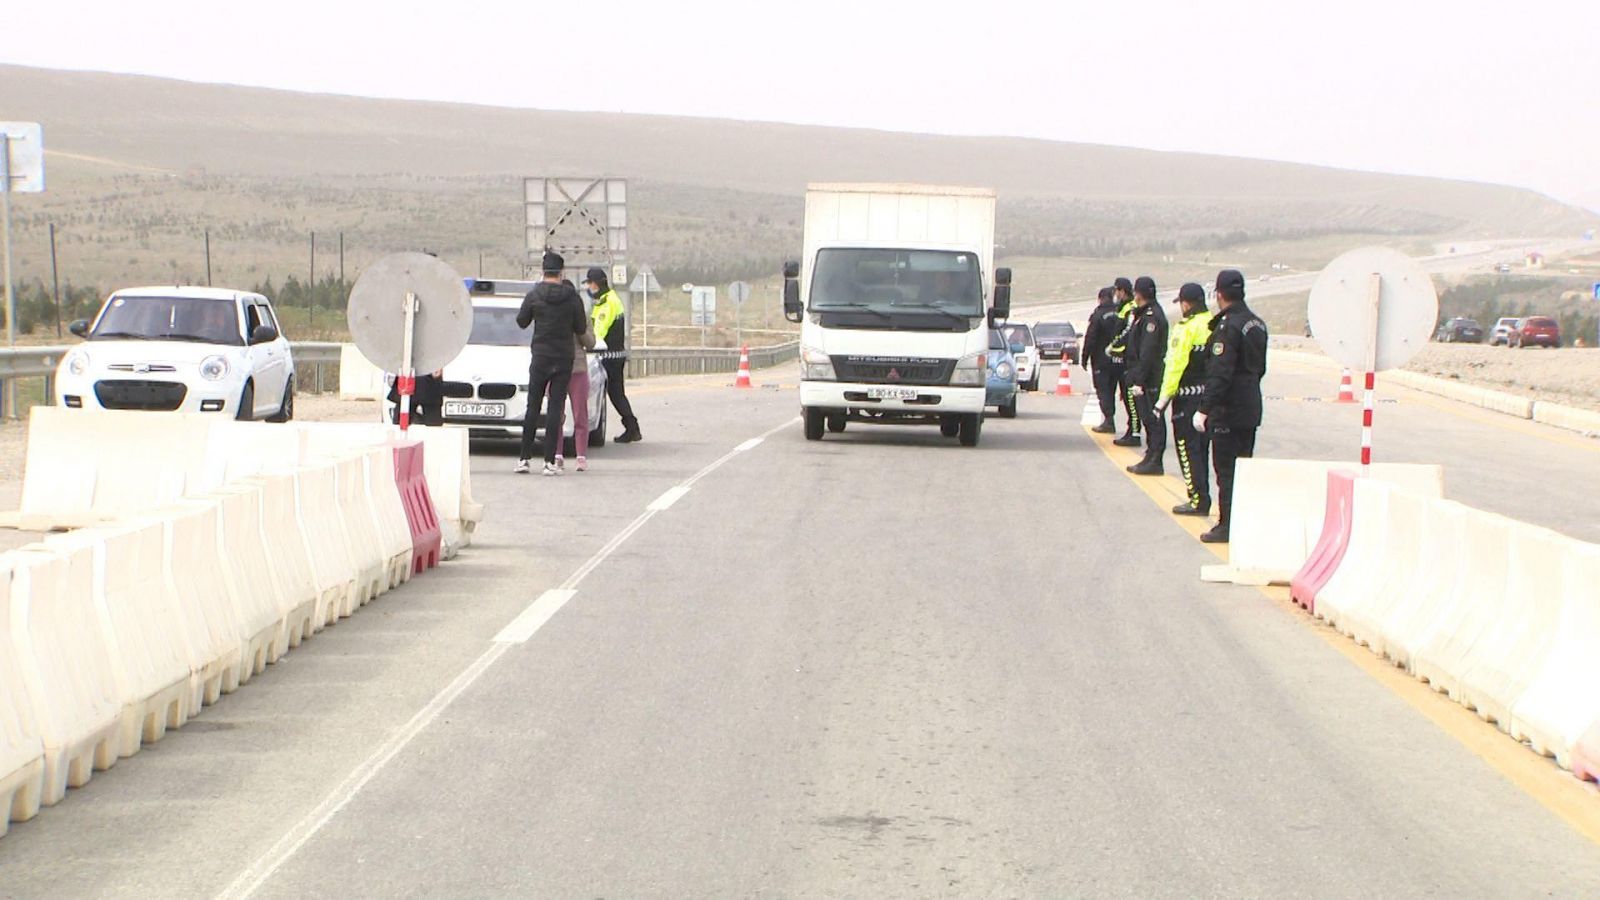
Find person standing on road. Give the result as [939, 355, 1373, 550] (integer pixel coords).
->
[1124, 276, 1168, 475]
[585, 268, 642, 444]
[552, 280, 598, 473]
[1107, 277, 1142, 447]
[1196, 269, 1269, 543]
[1154, 283, 1215, 515]
[1080, 286, 1122, 434]
[515, 252, 589, 476]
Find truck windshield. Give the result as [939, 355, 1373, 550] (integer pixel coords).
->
[91, 296, 243, 345]
[469, 306, 527, 347]
[810, 249, 984, 318]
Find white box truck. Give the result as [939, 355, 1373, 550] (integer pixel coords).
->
[783, 183, 1011, 446]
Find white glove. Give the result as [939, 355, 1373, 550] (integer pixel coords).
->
[592, 339, 608, 352]
[1130, 384, 1145, 397]
[1193, 411, 1208, 432]
[1153, 400, 1169, 417]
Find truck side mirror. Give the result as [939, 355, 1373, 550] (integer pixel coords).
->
[990, 267, 1012, 325]
[782, 261, 803, 324]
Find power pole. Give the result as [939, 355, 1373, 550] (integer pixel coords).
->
[49, 222, 61, 337]
[204, 228, 212, 286]
[309, 230, 316, 329]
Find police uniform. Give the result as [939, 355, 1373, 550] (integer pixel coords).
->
[586, 269, 641, 443]
[1105, 278, 1141, 443]
[1158, 283, 1215, 514]
[1124, 280, 1168, 474]
[1079, 289, 1122, 432]
[1199, 270, 1268, 542]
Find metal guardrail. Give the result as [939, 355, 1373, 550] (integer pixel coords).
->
[625, 341, 800, 378]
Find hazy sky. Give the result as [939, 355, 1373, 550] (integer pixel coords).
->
[7, 0, 1598, 208]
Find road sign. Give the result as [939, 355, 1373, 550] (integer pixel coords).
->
[629, 268, 661, 294]
[347, 252, 473, 375]
[1308, 247, 1437, 373]
[728, 281, 752, 305]
[611, 264, 627, 286]
[691, 286, 716, 327]
[0, 123, 44, 193]
[524, 176, 626, 271]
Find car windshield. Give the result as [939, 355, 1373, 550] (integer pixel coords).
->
[1458, 320, 1480, 328]
[999, 324, 1033, 347]
[810, 248, 984, 317]
[988, 330, 1007, 351]
[91, 295, 242, 345]
[468, 306, 527, 347]
[1035, 322, 1075, 338]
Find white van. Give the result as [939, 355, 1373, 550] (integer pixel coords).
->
[783, 184, 1011, 446]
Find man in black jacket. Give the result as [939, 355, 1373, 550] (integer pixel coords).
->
[1080, 287, 1122, 434]
[1125, 276, 1169, 475]
[515, 251, 590, 475]
[1196, 269, 1269, 543]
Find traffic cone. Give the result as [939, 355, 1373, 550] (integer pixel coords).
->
[735, 346, 753, 388]
[1335, 368, 1355, 403]
[1055, 361, 1075, 396]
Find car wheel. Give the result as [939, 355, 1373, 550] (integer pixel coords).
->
[589, 406, 607, 448]
[235, 381, 255, 421]
[958, 412, 983, 447]
[939, 416, 960, 438]
[803, 407, 825, 441]
[999, 396, 1018, 419]
[826, 412, 847, 433]
[266, 381, 294, 423]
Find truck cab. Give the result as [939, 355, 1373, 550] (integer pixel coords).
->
[784, 184, 1011, 447]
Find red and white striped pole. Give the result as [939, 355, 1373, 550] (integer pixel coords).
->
[1360, 370, 1375, 470]
[398, 290, 418, 432]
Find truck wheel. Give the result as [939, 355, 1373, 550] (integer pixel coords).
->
[826, 412, 847, 433]
[939, 416, 960, 438]
[958, 413, 982, 447]
[804, 407, 825, 441]
[999, 396, 1018, 419]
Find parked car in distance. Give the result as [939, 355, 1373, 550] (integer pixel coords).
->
[997, 322, 1040, 391]
[1034, 321, 1079, 363]
[1495, 263, 1513, 274]
[57, 286, 295, 420]
[1510, 316, 1561, 348]
[985, 328, 1018, 419]
[1489, 317, 1521, 347]
[1435, 317, 1485, 343]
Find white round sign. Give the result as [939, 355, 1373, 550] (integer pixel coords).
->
[1308, 246, 1437, 372]
[347, 252, 473, 374]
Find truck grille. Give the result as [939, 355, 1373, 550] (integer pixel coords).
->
[94, 379, 187, 411]
[831, 356, 954, 386]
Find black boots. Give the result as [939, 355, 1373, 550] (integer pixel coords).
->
[617, 416, 642, 444]
[1112, 435, 1141, 448]
[1199, 524, 1229, 543]
[1172, 503, 1211, 517]
[1091, 423, 1116, 434]
[1127, 459, 1164, 476]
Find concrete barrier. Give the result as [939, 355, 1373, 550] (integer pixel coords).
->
[362, 447, 415, 589]
[394, 442, 442, 574]
[1328, 481, 1425, 652]
[1574, 721, 1600, 783]
[332, 455, 389, 606]
[1454, 525, 1570, 727]
[1530, 401, 1600, 436]
[1310, 478, 1397, 635]
[1202, 459, 1443, 586]
[243, 473, 320, 648]
[339, 343, 387, 401]
[1384, 370, 1534, 419]
[157, 503, 247, 707]
[1505, 542, 1600, 767]
[202, 420, 313, 485]
[405, 425, 483, 557]
[45, 522, 193, 759]
[1410, 509, 1515, 700]
[1375, 500, 1471, 671]
[0, 555, 46, 835]
[1288, 471, 1355, 615]
[6, 546, 122, 806]
[209, 487, 291, 680]
[290, 464, 360, 627]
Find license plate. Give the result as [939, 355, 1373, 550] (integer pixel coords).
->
[444, 401, 507, 418]
[867, 387, 919, 400]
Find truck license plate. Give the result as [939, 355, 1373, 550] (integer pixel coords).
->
[445, 401, 507, 418]
[867, 387, 919, 401]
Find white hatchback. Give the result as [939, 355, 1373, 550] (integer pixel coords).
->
[56, 286, 296, 420]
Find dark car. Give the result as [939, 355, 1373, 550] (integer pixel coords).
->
[1510, 316, 1561, 348]
[1034, 321, 1079, 363]
[1434, 317, 1485, 343]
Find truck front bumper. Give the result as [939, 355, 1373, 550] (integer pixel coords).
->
[799, 381, 985, 416]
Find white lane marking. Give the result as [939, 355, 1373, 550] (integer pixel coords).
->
[215, 642, 509, 900]
[492, 590, 578, 644]
[216, 415, 798, 899]
[648, 485, 690, 511]
[734, 436, 764, 453]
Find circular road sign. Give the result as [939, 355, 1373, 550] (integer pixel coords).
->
[347, 252, 473, 374]
[728, 280, 752, 304]
[1308, 246, 1437, 372]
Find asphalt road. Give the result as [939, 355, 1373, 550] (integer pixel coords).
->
[2, 364, 1599, 898]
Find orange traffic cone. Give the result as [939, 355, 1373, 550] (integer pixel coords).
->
[1335, 368, 1355, 403]
[1055, 361, 1075, 396]
[735, 346, 753, 388]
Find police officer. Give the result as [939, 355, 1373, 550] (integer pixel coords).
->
[1106, 277, 1141, 446]
[1154, 283, 1215, 515]
[1079, 286, 1121, 434]
[1124, 276, 1168, 475]
[1196, 269, 1268, 543]
[584, 268, 642, 443]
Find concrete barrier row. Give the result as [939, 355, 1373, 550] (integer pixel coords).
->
[1290, 472, 1600, 781]
[0, 411, 480, 837]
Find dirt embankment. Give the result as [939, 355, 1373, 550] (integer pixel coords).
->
[1274, 336, 1600, 412]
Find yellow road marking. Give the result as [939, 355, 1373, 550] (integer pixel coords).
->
[1082, 420, 1600, 844]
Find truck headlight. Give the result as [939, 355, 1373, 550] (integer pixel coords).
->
[67, 350, 89, 376]
[950, 352, 986, 386]
[800, 346, 835, 381]
[200, 355, 230, 381]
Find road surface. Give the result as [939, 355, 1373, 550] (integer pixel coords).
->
[2, 364, 1598, 898]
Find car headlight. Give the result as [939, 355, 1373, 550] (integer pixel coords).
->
[951, 352, 986, 386]
[996, 361, 1014, 380]
[200, 355, 230, 381]
[800, 346, 835, 381]
[66, 350, 89, 376]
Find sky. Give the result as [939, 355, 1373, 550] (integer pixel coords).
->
[6, 0, 1598, 209]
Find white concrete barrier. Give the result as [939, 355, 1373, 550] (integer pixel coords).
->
[156, 503, 246, 707]
[361, 447, 414, 589]
[1384, 370, 1534, 419]
[1530, 401, 1600, 436]
[6, 546, 122, 806]
[332, 455, 389, 606]
[290, 464, 360, 627]
[202, 420, 313, 485]
[1201, 459, 1443, 586]
[244, 473, 319, 648]
[1510, 542, 1600, 767]
[1328, 481, 1427, 652]
[339, 343, 388, 401]
[1374, 499, 1471, 671]
[209, 487, 291, 679]
[1409, 509, 1516, 700]
[405, 425, 483, 557]
[0, 554, 46, 835]
[45, 522, 193, 759]
[1309, 478, 1396, 635]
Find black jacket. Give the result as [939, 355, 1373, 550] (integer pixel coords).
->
[516, 281, 588, 361]
[1201, 302, 1269, 429]
[1080, 299, 1122, 369]
[1125, 302, 1168, 389]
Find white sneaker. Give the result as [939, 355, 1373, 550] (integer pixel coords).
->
[554, 456, 565, 472]
[513, 459, 531, 474]
[542, 462, 560, 476]
[575, 456, 587, 472]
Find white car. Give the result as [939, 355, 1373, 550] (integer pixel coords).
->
[384, 280, 608, 452]
[998, 322, 1040, 391]
[57, 286, 295, 420]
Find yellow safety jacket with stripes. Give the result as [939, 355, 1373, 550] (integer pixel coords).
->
[1106, 300, 1137, 357]
[1159, 309, 1215, 404]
